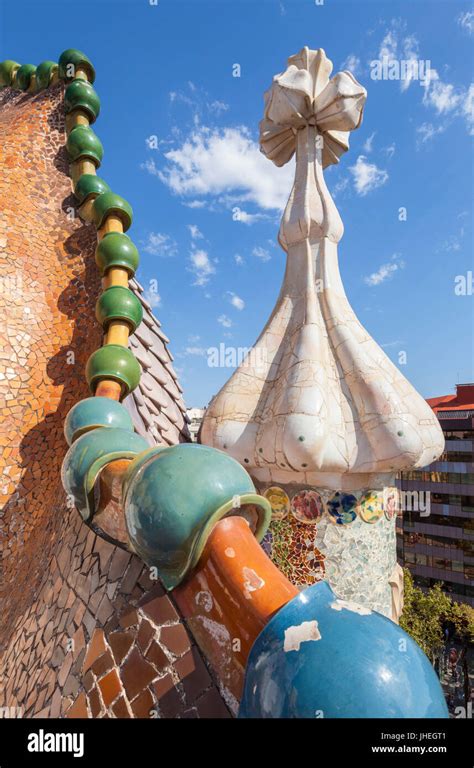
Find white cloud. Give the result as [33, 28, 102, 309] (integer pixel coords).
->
[383, 143, 396, 159]
[340, 54, 361, 76]
[218, 314, 233, 328]
[400, 34, 420, 93]
[143, 232, 178, 258]
[141, 157, 160, 176]
[416, 122, 446, 146]
[145, 135, 170, 151]
[234, 253, 245, 266]
[184, 199, 206, 209]
[376, 22, 421, 92]
[363, 132, 376, 153]
[168, 82, 229, 122]
[143, 289, 161, 308]
[422, 68, 473, 134]
[381, 340, 404, 349]
[462, 84, 474, 134]
[439, 236, 461, 253]
[189, 248, 215, 286]
[374, 21, 473, 133]
[232, 208, 269, 224]
[253, 245, 271, 262]
[169, 89, 194, 107]
[188, 334, 200, 343]
[378, 27, 398, 61]
[422, 68, 462, 114]
[185, 346, 206, 356]
[157, 126, 294, 211]
[457, 11, 474, 34]
[364, 255, 405, 286]
[208, 100, 229, 114]
[331, 177, 349, 198]
[227, 292, 245, 310]
[349, 155, 389, 196]
[188, 224, 203, 240]
[437, 215, 467, 253]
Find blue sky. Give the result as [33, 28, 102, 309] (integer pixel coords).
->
[2, 0, 473, 406]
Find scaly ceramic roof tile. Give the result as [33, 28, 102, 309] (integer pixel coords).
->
[126, 280, 190, 444]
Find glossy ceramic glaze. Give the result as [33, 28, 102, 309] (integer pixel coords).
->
[15, 64, 36, 91]
[95, 286, 143, 332]
[123, 443, 272, 590]
[65, 79, 100, 122]
[92, 191, 133, 231]
[0, 60, 20, 86]
[66, 125, 103, 167]
[35, 61, 58, 91]
[61, 427, 148, 520]
[58, 48, 96, 83]
[74, 175, 109, 206]
[64, 397, 134, 445]
[85, 344, 141, 397]
[174, 516, 298, 707]
[239, 581, 449, 718]
[95, 232, 139, 277]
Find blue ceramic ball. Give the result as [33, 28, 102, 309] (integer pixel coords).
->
[239, 581, 448, 719]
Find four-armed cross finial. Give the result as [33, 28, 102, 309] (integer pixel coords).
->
[260, 47, 367, 249]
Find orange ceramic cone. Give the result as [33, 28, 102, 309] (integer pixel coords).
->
[174, 516, 298, 701]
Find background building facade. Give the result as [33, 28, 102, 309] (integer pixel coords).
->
[186, 408, 205, 442]
[397, 384, 474, 607]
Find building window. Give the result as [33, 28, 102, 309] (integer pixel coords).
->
[416, 553, 430, 566]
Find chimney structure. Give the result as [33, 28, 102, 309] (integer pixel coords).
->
[200, 48, 444, 618]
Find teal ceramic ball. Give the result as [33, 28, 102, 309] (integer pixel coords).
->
[61, 427, 148, 520]
[123, 443, 271, 589]
[64, 397, 134, 446]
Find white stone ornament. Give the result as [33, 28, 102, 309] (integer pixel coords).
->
[200, 47, 444, 494]
[260, 47, 365, 171]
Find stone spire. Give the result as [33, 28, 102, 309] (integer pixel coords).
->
[200, 48, 444, 617]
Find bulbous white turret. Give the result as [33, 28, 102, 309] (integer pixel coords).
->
[200, 47, 444, 492]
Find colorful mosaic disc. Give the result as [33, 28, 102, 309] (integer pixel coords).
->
[383, 486, 400, 521]
[264, 486, 290, 521]
[357, 490, 384, 524]
[326, 492, 358, 525]
[290, 490, 325, 524]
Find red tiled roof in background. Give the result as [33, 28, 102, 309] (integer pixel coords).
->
[427, 384, 474, 413]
